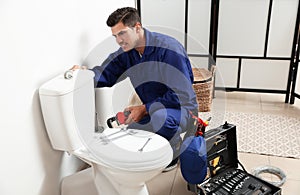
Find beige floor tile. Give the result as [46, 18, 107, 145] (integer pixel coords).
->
[225, 103, 262, 113]
[146, 167, 177, 195]
[225, 92, 261, 105]
[214, 90, 228, 99]
[238, 153, 273, 182]
[223, 92, 262, 113]
[261, 102, 292, 115]
[260, 93, 286, 103]
[170, 167, 195, 195]
[282, 105, 300, 117]
[238, 152, 270, 173]
[280, 179, 300, 195]
[211, 98, 227, 112]
[269, 156, 300, 180]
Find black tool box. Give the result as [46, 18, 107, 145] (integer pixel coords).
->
[187, 122, 282, 195]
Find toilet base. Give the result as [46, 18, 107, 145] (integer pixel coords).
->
[114, 184, 148, 195]
[61, 167, 150, 195]
[61, 168, 98, 195]
[93, 164, 150, 195]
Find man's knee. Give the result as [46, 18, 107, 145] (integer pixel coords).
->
[150, 108, 181, 140]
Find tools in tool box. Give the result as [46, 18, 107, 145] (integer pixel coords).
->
[187, 123, 282, 195]
[199, 168, 273, 195]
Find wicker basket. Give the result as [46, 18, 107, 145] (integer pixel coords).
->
[192, 65, 216, 112]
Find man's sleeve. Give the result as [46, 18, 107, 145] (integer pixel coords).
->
[91, 53, 126, 88]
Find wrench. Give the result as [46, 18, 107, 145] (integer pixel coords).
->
[98, 128, 128, 141]
[101, 130, 137, 145]
[138, 138, 152, 152]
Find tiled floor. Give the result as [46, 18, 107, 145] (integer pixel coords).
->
[146, 91, 300, 195]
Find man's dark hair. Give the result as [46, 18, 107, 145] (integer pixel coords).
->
[106, 7, 141, 27]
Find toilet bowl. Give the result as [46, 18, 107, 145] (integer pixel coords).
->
[39, 69, 173, 195]
[75, 128, 172, 195]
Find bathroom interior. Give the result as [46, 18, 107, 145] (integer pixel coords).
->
[0, 0, 300, 195]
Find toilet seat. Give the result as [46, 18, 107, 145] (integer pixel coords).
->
[76, 128, 173, 171]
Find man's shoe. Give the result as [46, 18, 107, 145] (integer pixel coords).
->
[163, 157, 179, 172]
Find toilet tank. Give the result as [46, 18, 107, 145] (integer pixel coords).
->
[94, 78, 136, 129]
[39, 70, 95, 152]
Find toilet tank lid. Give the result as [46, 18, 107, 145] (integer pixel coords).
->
[39, 70, 95, 96]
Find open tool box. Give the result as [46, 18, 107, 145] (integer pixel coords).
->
[187, 122, 282, 195]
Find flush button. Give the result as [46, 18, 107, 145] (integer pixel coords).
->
[64, 70, 73, 79]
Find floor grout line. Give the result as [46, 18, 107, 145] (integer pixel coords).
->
[169, 166, 180, 195]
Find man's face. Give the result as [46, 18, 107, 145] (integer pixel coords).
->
[111, 22, 138, 52]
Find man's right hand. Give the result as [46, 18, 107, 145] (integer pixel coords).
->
[124, 105, 148, 124]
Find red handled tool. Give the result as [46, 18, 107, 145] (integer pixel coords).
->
[107, 111, 131, 128]
[189, 111, 211, 137]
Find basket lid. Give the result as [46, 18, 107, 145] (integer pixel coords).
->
[192, 68, 212, 83]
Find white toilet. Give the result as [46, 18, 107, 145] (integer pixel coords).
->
[39, 69, 173, 195]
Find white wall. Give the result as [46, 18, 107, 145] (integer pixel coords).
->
[0, 0, 135, 195]
[141, 0, 185, 46]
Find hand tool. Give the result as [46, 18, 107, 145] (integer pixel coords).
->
[107, 111, 131, 128]
[138, 138, 152, 152]
[100, 129, 137, 145]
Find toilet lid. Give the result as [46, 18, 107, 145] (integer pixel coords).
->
[81, 128, 173, 171]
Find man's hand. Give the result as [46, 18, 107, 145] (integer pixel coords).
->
[125, 105, 148, 124]
[70, 65, 87, 70]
